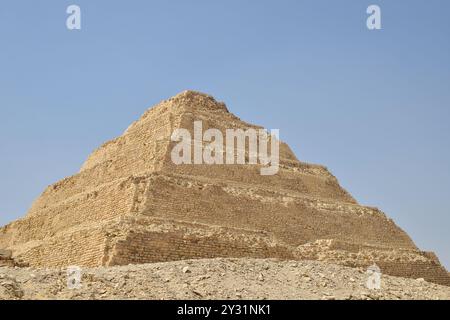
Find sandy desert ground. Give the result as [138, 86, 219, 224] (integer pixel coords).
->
[1, 258, 449, 300]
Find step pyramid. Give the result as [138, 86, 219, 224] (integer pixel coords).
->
[1, 91, 449, 285]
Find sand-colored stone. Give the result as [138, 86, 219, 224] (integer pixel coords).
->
[2, 258, 450, 300]
[0, 91, 448, 286]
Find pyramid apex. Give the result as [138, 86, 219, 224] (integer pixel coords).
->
[174, 90, 212, 98]
[123, 91, 231, 136]
[167, 90, 230, 113]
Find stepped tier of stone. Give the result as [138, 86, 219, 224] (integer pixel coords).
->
[0, 91, 449, 286]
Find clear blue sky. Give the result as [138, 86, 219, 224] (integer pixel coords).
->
[1, 1, 449, 268]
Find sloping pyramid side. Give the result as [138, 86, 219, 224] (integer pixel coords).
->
[0, 91, 448, 285]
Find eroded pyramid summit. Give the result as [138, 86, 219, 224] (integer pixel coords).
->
[1, 91, 449, 285]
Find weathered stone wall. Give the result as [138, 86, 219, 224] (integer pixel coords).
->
[80, 98, 181, 173]
[107, 218, 294, 266]
[0, 91, 448, 287]
[161, 162, 355, 204]
[295, 239, 450, 286]
[11, 223, 110, 267]
[377, 261, 450, 286]
[161, 97, 356, 204]
[26, 96, 183, 220]
[139, 173, 415, 249]
[1, 178, 136, 247]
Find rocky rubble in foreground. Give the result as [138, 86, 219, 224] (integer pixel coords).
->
[1, 258, 449, 300]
